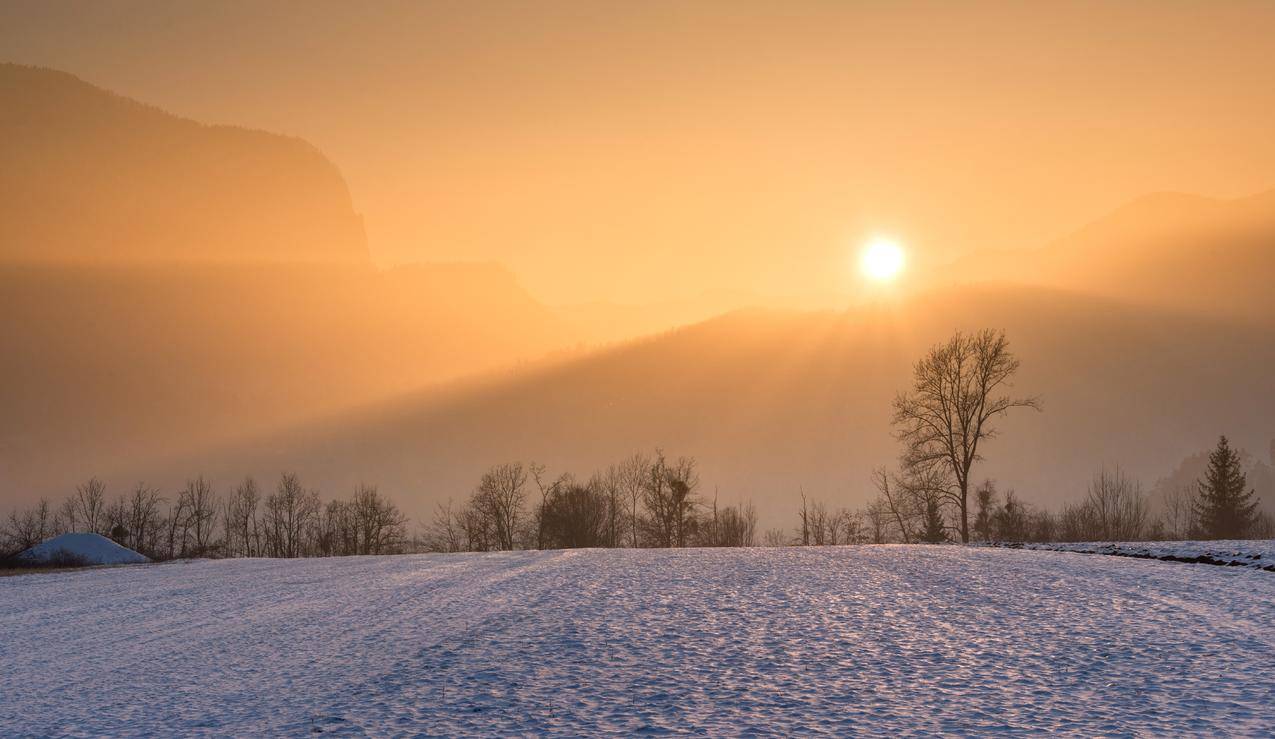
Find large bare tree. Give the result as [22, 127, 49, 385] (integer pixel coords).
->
[891, 329, 1039, 542]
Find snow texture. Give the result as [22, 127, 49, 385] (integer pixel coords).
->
[3, 546, 1274, 736]
[17, 532, 150, 565]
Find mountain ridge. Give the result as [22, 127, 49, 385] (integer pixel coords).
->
[0, 63, 368, 263]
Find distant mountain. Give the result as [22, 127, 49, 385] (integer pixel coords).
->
[934, 189, 1275, 318]
[0, 67, 723, 509]
[114, 284, 1275, 527]
[0, 64, 367, 262]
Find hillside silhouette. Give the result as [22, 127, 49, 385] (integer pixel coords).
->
[0, 64, 367, 263]
[112, 284, 1275, 527]
[0, 261, 586, 499]
[935, 189, 1275, 318]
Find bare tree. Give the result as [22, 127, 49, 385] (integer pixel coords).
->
[1085, 465, 1149, 541]
[105, 496, 129, 542]
[873, 468, 917, 544]
[790, 491, 810, 547]
[224, 478, 261, 557]
[864, 499, 888, 544]
[596, 468, 624, 548]
[264, 473, 320, 558]
[126, 483, 165, 557]
[727, 500, 759, 547]
[427, 499, 464, 553]
[669, 459, 699, 548]
[475, 462, 529, 551]
[839, 509, 863, 544]
[165, 491, 189, 559]
[1029, 508, 1058, 543]
[796, 490, 811, 546]
[56, 496, 79, 536]
[808, 500, 832, 546]
[178, 476, 220, 556]
[698, 493, 757, 547]
[616, 453, 650, 548]
[892, 329, 1040, 542]
[348, 484, 407, 554]
[539, 479, 610, 549]
[460, 502, 493, 551]
[3, 499, 54, 554]
[641, 452, 699, 547]
[763, 527, 790, 547]
[1159, 484, 1196, 540]
[70, 478, 108, 535]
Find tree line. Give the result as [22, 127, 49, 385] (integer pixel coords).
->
[843, 442, 1271, 545]
[425, 450, 757, 552]
[1, 473, 409, 561]
[5, 328, 1269, 561]
[825, 329, 1270, 545]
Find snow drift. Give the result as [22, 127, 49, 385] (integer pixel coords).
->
[18, 533, 150, 566]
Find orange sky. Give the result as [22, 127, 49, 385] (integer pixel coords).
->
[4, 0, 1274, 304]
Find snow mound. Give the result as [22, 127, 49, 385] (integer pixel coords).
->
[19, 533, 150, 566]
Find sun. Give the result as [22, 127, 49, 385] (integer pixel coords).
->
[859, 238, 906, 282]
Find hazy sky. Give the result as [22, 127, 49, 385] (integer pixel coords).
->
[4, 0, 1274, 303]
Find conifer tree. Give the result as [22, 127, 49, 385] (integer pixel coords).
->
[921, 495, 947, 544]
[1194, 436, 1258, 539]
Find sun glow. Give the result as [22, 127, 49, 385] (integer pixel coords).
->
[859, 238, 906, 282]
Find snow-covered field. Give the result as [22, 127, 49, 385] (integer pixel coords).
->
[1003, 539, 1275, 570]
[4, 546, 1274, 736]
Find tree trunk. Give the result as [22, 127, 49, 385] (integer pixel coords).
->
[959, 480, 970, 543]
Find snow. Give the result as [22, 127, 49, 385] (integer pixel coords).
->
[3, 546, 1274, 736]
[17, 532, 150, 565]
[1000, 539, 1275, 570]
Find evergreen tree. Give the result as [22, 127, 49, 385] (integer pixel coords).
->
[921, 495, 947, 544]
[973, 480, 997, 542]
[1194, 436, 1258, 539]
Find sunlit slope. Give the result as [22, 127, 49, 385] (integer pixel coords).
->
[0, 262, 576, 500]
[939, 189, 1275, 318]
[0, 64, 367, 262]
[140, 285, 1275, 524]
